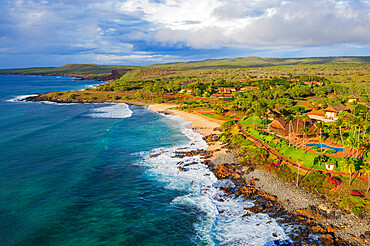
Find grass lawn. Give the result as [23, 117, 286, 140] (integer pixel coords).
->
[240, 116, 263, 126]
[201, 113, 228, 120]
[244, 127, 344, 171]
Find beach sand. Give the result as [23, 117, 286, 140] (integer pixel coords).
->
[148, 104, 224, 135]
[149, 103, 370, 245]
[148, 104, 228, 159]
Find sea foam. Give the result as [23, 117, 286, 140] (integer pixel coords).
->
[85, 103, 133, 119]
[6, 94, 38, 102]
[139, 114, 292, 245]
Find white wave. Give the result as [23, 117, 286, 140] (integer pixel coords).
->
[78, 84, 103, 91]
[85, 103, 133, 119]
[6, 94, 38, 102]
[39, 101, 78, 105]
[139, 115, 292, 245]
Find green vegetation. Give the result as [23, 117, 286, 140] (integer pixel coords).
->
[8, 56, 369, 215]
[0, 64, 135, 75]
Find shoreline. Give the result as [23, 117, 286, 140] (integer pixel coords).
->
[19, 95, 370, 245]
[147, 104, 229, 159]
[148, 103, 369, 245]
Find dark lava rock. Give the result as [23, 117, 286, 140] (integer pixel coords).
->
[320, 233, 334, 245]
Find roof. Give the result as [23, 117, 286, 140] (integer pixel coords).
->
[324, 104, 348, 112]
[352, 93, 360, 99]
[240, 86, 258, 90]
[311, 96, 322, 100]
[270, 116, 315, 135]
[274, 105, 285, 112]
[270, 117, 287, 130]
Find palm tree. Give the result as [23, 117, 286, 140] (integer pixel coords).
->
[285, 114, 294, 147]
[335, 117, 346, 158]
[302, 127, 310, 150]
[301, 114, 308, 149]
[313, 155, 329, 168]
[361, 111, 369, 142]
[296, 158, 303, 187]
[339, 157, 356, 185]
[346, 136, 358, 159]
[315, 122, 325, 153]
[294, 113, 302, 149]
[360, 161, 370, 194]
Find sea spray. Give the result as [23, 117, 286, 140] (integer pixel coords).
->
[139, 115, 292, 245]
[85, 103, 133, 119]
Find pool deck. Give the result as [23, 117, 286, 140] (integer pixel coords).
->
[306, 138, 364, 158]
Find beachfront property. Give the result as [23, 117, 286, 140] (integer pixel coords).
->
[217, 87, 236, 93]
[269, 117, 317, 138]
[265, 109, 280, 120]
[240, 86, 258, 91]
[324, 104, 349, 119]
[302, 81, 325, 86]
[347, 94, 360, 103]
[180, 88, 192, 93]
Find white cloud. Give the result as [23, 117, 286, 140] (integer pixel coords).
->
[0, 0, 368, 68]
[120, 0, 370, 48]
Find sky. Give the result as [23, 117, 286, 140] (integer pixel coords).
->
[0, 0, 369, 68]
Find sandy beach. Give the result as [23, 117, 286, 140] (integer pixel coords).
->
[148, 104, 229, 159]
[149, 103, 369, 245]
[148, 104, 224, 135]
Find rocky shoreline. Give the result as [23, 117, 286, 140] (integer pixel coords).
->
[20, 95, 370, 245]
[23, 93, 149, 107]
[168, 133, 370, 245]
[2, 69, 128, 81]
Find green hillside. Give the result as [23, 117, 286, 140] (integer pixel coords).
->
[0, 64, 136, 75]
[1, 56, 368, 76]
[147, 56, 370, 69]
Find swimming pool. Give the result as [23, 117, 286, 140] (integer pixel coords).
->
[307, 143, 344, 152]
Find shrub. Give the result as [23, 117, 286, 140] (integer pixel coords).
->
[326, 176, 341, 190]
[302, 171, 327, 191]
[68, 93, 76, 100]
[231, 134, 246, 147]
[311, 146, 323, 152]
[350, 190, 364, 197]
[351, 206, 364, 214]
[327, 149, 337, 154]
[221, 120, 237, 129]
[338, 196, 367, 214]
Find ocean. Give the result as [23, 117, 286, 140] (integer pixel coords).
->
[0, 75, 292, 245]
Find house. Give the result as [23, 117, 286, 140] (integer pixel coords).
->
[265, 109, 281, 120]
[311, 96, 322, 100]
[348, 94, 360, 103]
[324, 104, 349, 119]
[180, 88, 192, 93]
[217, 87, 236, 93]
[303, 81, 325, 86]
[269, 117, 316, 137]
[210, 93, 233, 98]
[240, 86, 258, 91]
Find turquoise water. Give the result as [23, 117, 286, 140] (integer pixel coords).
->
[0, 75, 293, 245]
[307, 143, 344, 152]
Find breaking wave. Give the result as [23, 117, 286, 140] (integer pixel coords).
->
[6, 94, 38, 102]
[138, 115, 292, 245]
[85, 103, 133, 119]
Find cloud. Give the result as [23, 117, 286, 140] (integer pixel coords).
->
[122, 0, 370, 48]
[0, 0, 368, 68]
